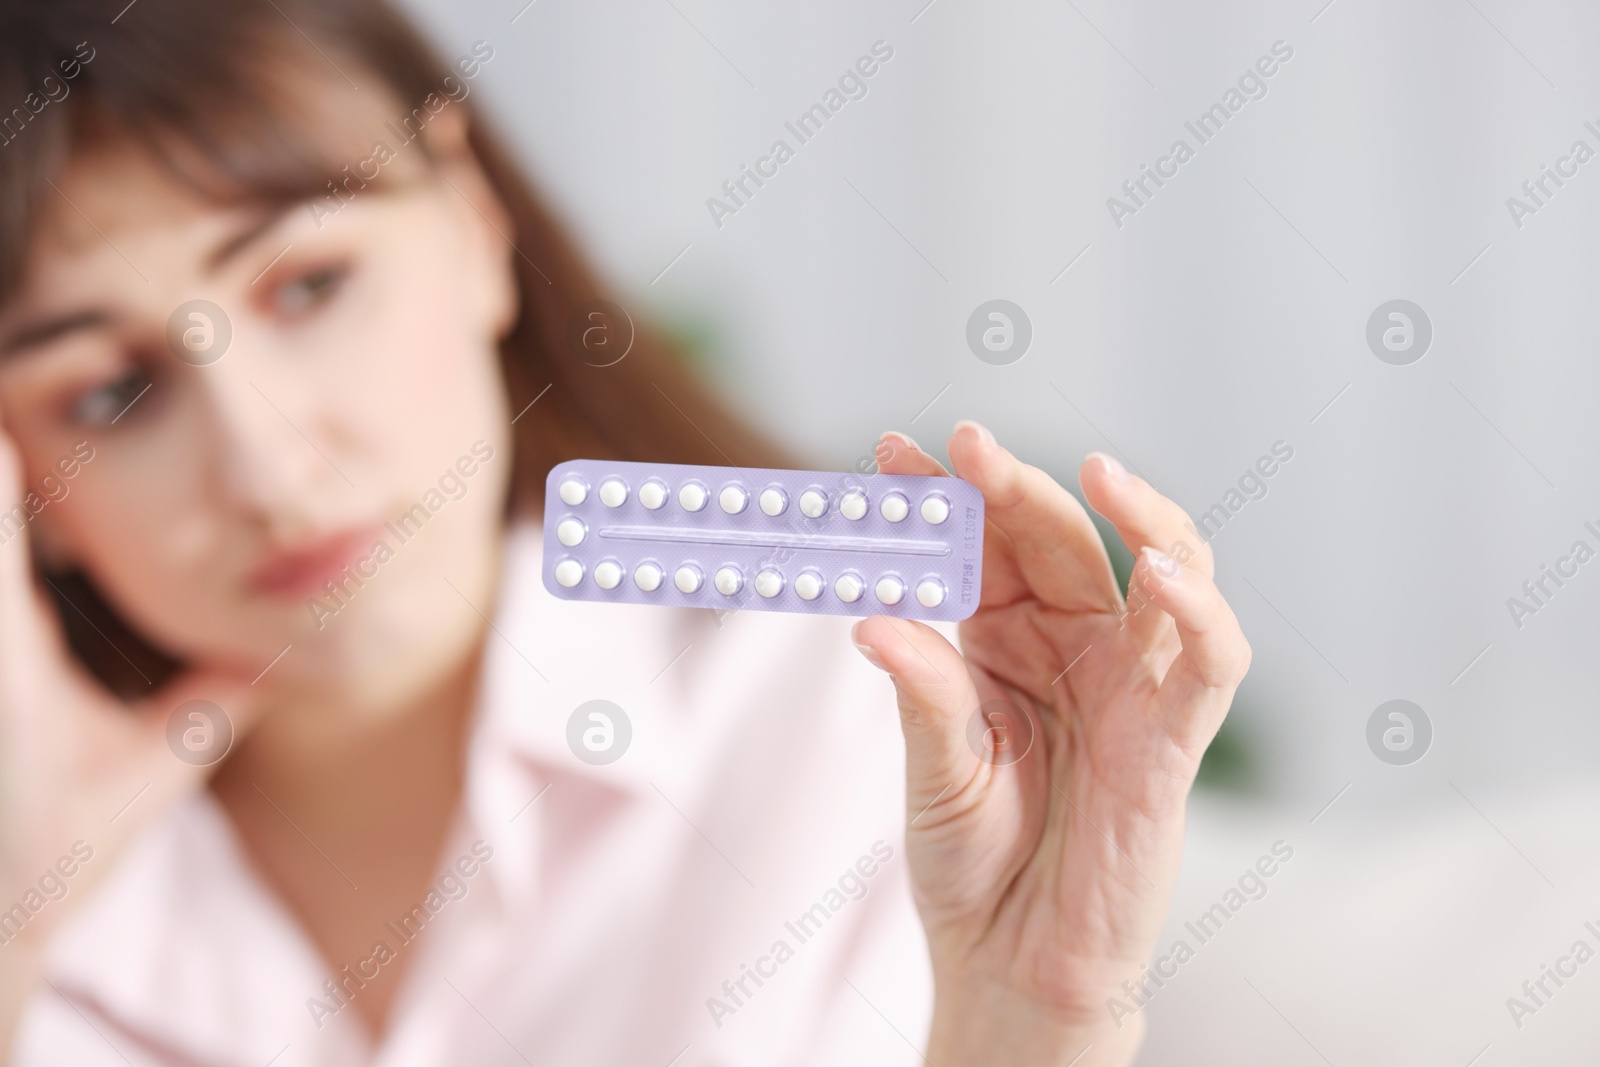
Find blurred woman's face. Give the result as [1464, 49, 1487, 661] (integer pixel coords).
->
[0, 101, 518, 704]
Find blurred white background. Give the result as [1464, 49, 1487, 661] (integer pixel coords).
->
[398, 1, 1600, 1062]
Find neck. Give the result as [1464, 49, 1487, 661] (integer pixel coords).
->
[220, 640, 485, 778]
[208, 625, 489, 1037]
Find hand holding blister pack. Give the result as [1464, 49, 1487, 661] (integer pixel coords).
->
[542, 460, 984, 620]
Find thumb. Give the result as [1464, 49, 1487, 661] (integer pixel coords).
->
[851, 615, 985, 803]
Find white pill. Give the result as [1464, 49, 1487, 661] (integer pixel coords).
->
[593, 560, 622, 590]
[759, 488, 787, 516]
[798, 490, 827, 518]
[639, 480, 668, 509]
[556, 518, 586, 547]
[920, 494, 951, 524]
[834, 573, 864, 602]
[714, 566, 743, 595]
[794, 571, 823, 600]
[875, 576, 905, 605]
[634, 562, 663, 591]
[719, 485, 748, 514]
[553, 559, 584, 588]
[754, 568, 784, 598]
[558, 477, 587, 506]
[916, 578, 946, 608]
[674, 564, 703, 593]
[840, 491, 868, 521]
[598, 478, 628, 507]
[678, 482, 708, 511]
[880, 493, 909, 522]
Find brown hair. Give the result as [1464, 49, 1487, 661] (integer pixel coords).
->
[0, 0, 790, 695]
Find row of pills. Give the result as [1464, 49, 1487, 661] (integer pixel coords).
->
[557, 474, 953, 524]
[551, 557, 949, 608]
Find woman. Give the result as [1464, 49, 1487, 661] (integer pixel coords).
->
[0, 1, 1249, 1063]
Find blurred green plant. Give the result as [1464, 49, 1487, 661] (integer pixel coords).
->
[655, 307, 725, 378]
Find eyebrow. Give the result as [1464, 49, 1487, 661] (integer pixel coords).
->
[206, 203, 298, 272]
[0, 204, 301, 359]
[0, 309, 116, 358]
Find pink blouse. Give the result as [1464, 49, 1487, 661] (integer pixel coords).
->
[15, 522, 934, 1066]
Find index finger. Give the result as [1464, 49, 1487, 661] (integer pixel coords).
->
[873, 431, 1024, 608]
[880, 423, 1122, 614]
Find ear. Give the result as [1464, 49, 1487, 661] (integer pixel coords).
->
[423, 105, 520, 342]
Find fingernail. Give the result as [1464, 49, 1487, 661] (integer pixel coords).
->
[876, 431, 919, 465]
[1141, 544, 1180, 579]
[853, 641, 889, 672]
[851, 621, 889, 671]
[1091, 452, 1129, 483]
[954, 419, 994, 447]
[879, 430, 920, 451]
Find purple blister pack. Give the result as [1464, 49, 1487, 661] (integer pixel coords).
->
[542, 460, 984, 620]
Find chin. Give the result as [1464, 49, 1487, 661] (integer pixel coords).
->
[267, 547, 492, 704]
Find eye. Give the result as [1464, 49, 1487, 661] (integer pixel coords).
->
[70, 366, 153, 427]
[270, 263, 348, 319]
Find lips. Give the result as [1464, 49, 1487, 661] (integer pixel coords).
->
[247, 525, 389, 597]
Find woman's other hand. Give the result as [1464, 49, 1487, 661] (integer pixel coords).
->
[0, 422, 261, 1049]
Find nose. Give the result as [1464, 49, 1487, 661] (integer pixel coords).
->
[189, 341, 353, 537]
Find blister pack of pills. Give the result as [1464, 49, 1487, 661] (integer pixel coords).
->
[542, 460, 984, 620]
